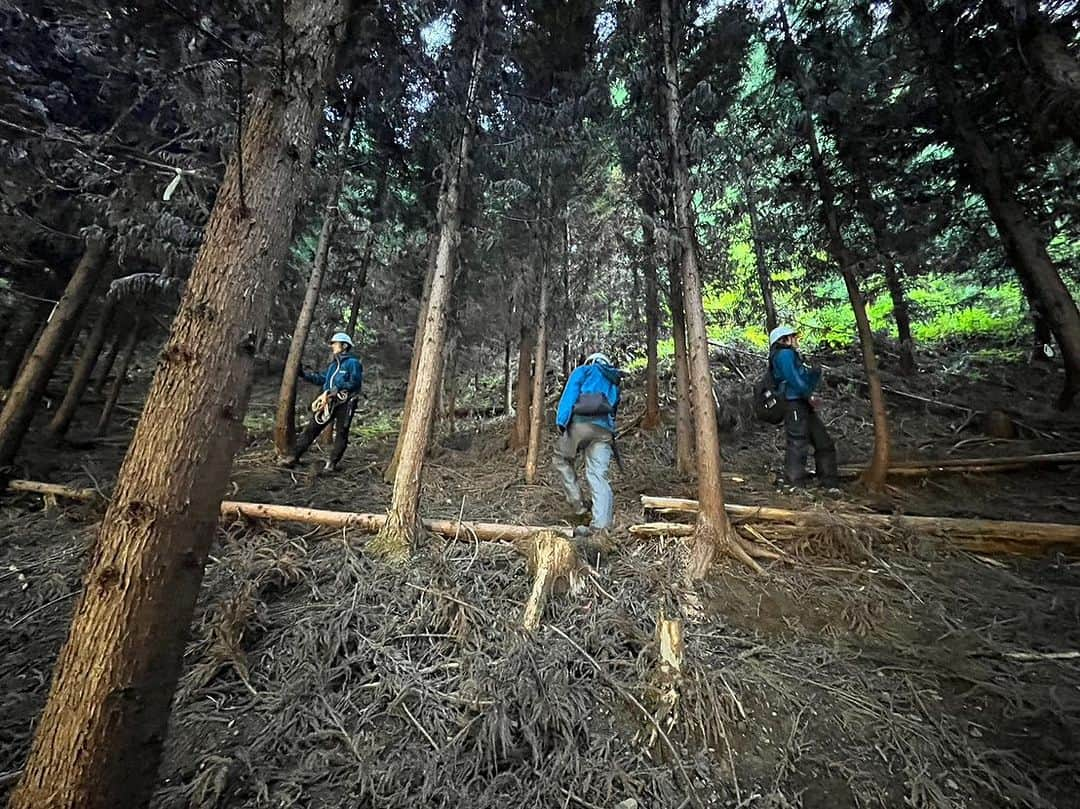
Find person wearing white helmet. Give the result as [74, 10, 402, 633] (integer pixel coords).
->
[552, 351, 623, 534]
[768, 325, 838, 489]
[279, 331, 363, 472]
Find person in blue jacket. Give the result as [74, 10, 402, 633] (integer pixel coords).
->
[553, 352, 622, 533]
[769, 325, 838, 489]
[279, 332, 363, 473]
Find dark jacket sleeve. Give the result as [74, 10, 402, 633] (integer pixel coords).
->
[301, 368, 326, 387]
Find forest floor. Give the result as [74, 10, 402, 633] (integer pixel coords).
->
[2, 344, 1080, 808]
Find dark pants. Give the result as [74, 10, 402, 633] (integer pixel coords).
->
[784, 400, 838, 486]
[295, 397, 357, 466]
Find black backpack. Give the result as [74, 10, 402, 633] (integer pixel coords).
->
[753, 350, 788, 425]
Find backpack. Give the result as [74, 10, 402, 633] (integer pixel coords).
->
[753, 350, 788, 425]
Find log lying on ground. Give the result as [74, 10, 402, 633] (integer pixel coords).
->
[637, 495, 1080, 556]
[4, 480, 573, 544]
[839, 450, 1080, 478]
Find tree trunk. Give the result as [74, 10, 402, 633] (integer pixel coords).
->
[47, 295, 118, 437]
[344, 232, 374, 337]
[1017, 271, 1055, 362]
[273, 90, 360, 458]
[641, 209, 661, 430]
[668, 244, 695, 478]
[7, 3, 349, 806]
[0, 299, 51, 389]
[659, 0, 759, 577]
[740, 167, 778, 333]
[883, 261, 916, 374]
[383, 238, 438, 483]
[781, 5, 891, 489]
[503, 338, 513, 415]
[91, 335, 122, 398]
[511, 324, 535, 450]
[0, 240, 108, 471]
[95, 318, 140, 436]
[524, 264, 549, 484]
[371, 1, 488, 559]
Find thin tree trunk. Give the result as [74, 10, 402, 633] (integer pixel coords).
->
[525, 263, 549, 484]
[511, 324, 535, 449]
[371, 0, 488, 559]
[641, 208, 661, 430]
[883, 261, 916, 374]
[383, 239, 437, 483]
[7, 4, 348, 806]
[503, 338, 513, 414]
[1017, 271, 1055, 362]
[668, 243, 695, 478]
[274, 89, 360, 458]
[0, 299, 51, 389]
[91, 335, 122, 398]
[0, 240, 108, 470]
[47, 295, 118, 437]
[95, 319, 140, 436]
[740, 166, 778, 333]
[659, 0, 758, 577]
[781, 4, 891, 489]
[344, 232, 374, 337]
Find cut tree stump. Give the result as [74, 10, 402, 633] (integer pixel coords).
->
[519, 530, 584, 631]
[637, 495, 1080, 556]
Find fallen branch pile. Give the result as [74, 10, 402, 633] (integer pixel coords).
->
[637, 495, 1080, 556]
[839, 450, 1080, 478]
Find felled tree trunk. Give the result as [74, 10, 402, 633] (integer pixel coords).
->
[525, 263, 549, 484]
[48, 295, 117, 437]
[7, 3, 349, 806]
[0, 239, 108, 471]
[659, 0, 760, 577]
[641, 206, 662, 430]
[511, 324, 535, 450]
[95, 319, 140, 436]
[371, 1, 488, 560]
[274, 89, 360, 458]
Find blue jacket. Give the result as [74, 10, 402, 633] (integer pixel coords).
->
[771, 347, 820, 401]
[303, 353, 363, 394]
[556, 362, 622, 432]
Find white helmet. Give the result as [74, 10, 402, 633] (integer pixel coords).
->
[329, 332, 353, 348]
[768, 325, 797, 347]
[585, 352, 610, 366]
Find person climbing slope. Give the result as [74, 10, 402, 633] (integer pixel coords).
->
[553, 352, 622, 535]
[769, 325, 839, 490]
[279, 332, 363, 473]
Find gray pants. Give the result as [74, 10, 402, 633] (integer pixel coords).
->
[552, 421, 614, 529]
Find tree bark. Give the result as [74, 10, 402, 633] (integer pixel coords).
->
[641, 209, 662, 430]
[371, 0, 488, 559]
[883, 261, 916, 374]
[344, 232, 374, 337]
[524, 263, 549, 484]
[668, 248, 695, 478]
[94, 319, 140, 437]
[0, 298, 51, 389]
[90, 335, 122, 398]
[511, 324, 535, 449]
[0, 240, 108, 471]
[383, 238, 438, 483]
[47, 295, 118, 437]
[7, 3, 349, 806]
[273, 90, 360, 458]
[781, 6, 891, 489]
[503, 338, 513, 415]
[659, 0, 759, 577]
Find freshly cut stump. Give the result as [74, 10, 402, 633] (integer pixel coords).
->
[519, 530, 585, 631]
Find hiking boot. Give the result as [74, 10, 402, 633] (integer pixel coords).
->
[573, 525, 592, 537]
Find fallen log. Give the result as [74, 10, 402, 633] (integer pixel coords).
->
[7, 480, 99, 502]
[637, 496, 1080, 556]
[839, 450, 1080, 478]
